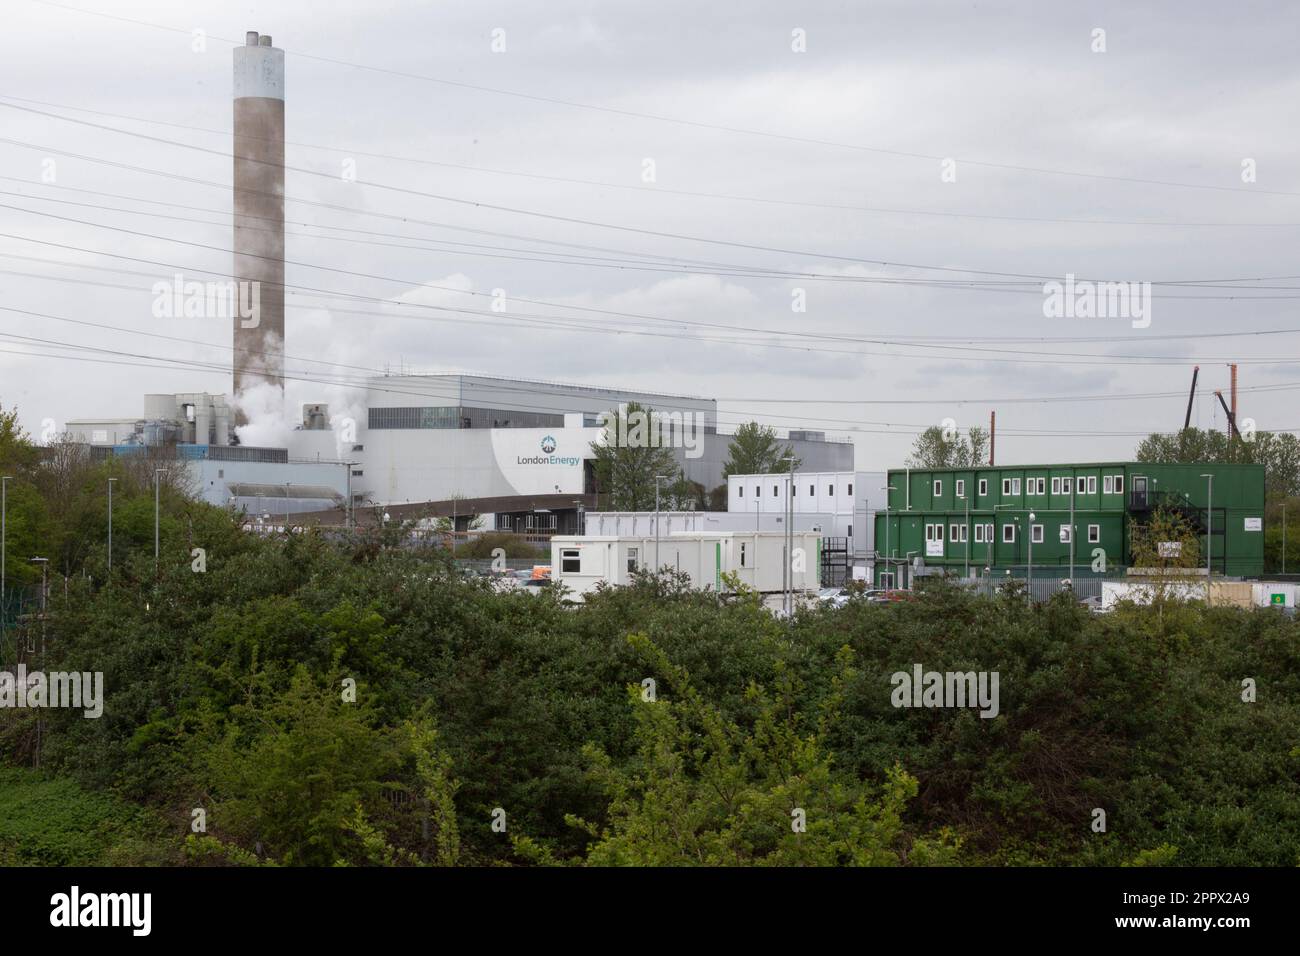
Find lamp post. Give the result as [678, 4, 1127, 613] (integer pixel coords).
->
[994, 503, 1017, 589]
[1284, 503, 1288, 575]
[154, 469, 166, 569]
[1027, 511, 1036, 603]
[343, 461, 360, 529]
[880, 484, 897, 588]
[107, 477, 117, 574]
[654, 474, 671, 570]
[963, 488, 970, 578]
[1, 475, 10, 638]
[30, 556, 48, 767]
[781, 455, 798, 616]
[1068, 475, 1076, 588]
[1201, 473, 1214, 603]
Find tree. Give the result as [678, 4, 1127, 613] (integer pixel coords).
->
[722, 422, 799, 477]
[570, 637, 959, 866]
[706, 483, 729, 512]
[589, 402, 679, 510]
[0, 407, 49, 591]
[906, 425, 989, 468]
[0, 404, 38, 473]
[1135, 427, 1300, 502]
[664, 474, 707, 511]
[1135, 427, 1231, 465]
[433, 495, 484, 535]
[1126, 506, 1204, 616]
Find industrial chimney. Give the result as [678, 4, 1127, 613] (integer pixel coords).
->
[231, 31, 285, 426]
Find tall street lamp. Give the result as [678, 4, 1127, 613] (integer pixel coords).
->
[880, 484, 897, 588]
[1, 475, 10, 638]
[1027, 511, 1037, 603]
[994, 503, 1018, 589]
[343, 461, 361, 529]
[30, 556, 48, 767]
[107, 477, 117, 574]
[1068, 474, 1076, 588]
[154, 468, 166, 569]
[1201, 473, 1214, 603]
[962, 486, 970, 578]
[654, 474, 672, 570]
[781, 454, 798, 616]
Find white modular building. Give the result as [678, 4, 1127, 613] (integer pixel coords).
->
[725, 470, 886, 560]
[550, 531, 824, 601]
[583, 510, 838, 536]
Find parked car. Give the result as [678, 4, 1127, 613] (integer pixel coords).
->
[864, 588, 915, 604]
[818, 588, 851, 609]
[1078, 594, 1108, 614]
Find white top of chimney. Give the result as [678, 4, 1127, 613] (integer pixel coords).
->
[233, 35, 284, 100]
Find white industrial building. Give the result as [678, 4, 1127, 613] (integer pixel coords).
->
[289, 372, 854, 530]
[67, 392, 349, 514]
[70, 392, 235, 448]
[62, 376, 856, 529]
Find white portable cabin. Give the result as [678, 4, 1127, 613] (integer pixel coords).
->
[550, 531, 822, 601]
[1252, 582, 1297, 608]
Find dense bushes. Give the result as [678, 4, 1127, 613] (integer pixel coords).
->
[3, 500, 1299, 865]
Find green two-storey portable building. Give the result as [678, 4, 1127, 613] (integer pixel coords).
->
[873, 461, 1264, 586]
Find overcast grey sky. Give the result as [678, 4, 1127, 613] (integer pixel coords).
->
[3, 0, 1299, 467]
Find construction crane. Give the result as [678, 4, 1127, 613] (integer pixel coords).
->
[1184, 366, 1199, 430]
[1214, 390, 1242, 440]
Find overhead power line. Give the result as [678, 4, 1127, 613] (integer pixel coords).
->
[5, 314, 1300, 440]
[6, 94, 1300, 229]
[24, 0, 1300, 199]
[11, 220, 1300, 373]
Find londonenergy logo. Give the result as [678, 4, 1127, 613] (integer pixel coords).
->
[517, 435, 580, 467]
